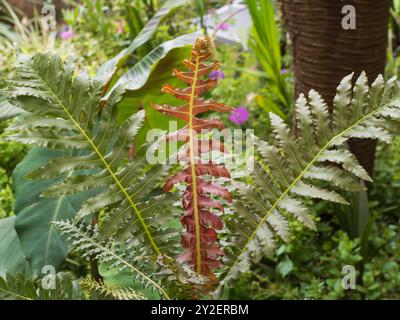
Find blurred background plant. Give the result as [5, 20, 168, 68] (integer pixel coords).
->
[245, 0, 292, 123]
[387, 0, 400, 78]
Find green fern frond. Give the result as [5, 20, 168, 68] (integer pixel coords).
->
[0, 95, 24, 121]
[220, 72, 400, 288]
[53, 220, 170, 300]
[80, 278, 146, 300]
[0, 273, 34, 300]
[3, 52, 179, 258]
[0, 272, 81, 300]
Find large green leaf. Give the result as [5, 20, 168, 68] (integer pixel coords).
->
[113, 33, 197, 150]
[114, 33, 199, 121]
[123, 95, 185, 149]
[13, 147, 99, 275]
[116, 33, 198, 93]
[95, 0, 190, 83]
[0, 216, 30, 278]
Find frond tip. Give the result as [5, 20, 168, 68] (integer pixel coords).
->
[221, 72, 400, 287]
[80, 278, 146, 300]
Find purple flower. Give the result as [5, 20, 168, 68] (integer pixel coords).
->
[209, 70, 225, 80]
[281, 68, 288, 75]
[59, 28, 73, 40]
[228, 107, 250, 125]
[219, 22, 230, 31]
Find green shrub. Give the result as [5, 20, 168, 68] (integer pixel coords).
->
[0, 167, 14, 219]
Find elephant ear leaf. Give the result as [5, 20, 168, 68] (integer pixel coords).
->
[0, 216, 30, 278]
[112, 32, 201, 124]
[12, 147, 99, 275]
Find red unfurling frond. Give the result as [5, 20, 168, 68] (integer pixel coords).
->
[152, 37, 233, 278]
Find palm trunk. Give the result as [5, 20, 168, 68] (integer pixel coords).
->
[280, 0, 391, 175]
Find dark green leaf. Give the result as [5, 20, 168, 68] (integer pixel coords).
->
[13, 147, 99, 275]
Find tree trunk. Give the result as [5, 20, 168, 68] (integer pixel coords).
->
[280, 0, 391, 176]
[7, 0, 69, 20]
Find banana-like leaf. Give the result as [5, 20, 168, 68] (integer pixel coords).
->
[121, 95, 185, 151]
[115, 33, 199, 94]
[5, 53, 180, 261]
[12, 147, 99, 275]
[113, 34, 198, 147]
[0, 217, 30, 278]
[95, 0, 190, 83]
[218, 72, 400, 290]
[80, 277, 146, 300]
[113, 32, 200, 122]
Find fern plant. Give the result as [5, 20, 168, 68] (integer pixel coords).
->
[152, 36, 234, 278]
[0, 272, 82, 300]
[3, 53, 180, 265]
[2, 38, 400, 299]
[217, 72, 400, 290]
[2, 51, 206, 298]
[80, 278, 146, 300]
[53, 220, 166, 299]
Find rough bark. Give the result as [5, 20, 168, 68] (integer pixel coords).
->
[280, 0, 391, 175]
[8, 0, 69, 20]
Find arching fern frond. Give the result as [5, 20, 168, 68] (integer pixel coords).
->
[219, 72, 400, 289]
[53, 220, 170, 300]
[0, 95, 23, 121]
[80, 278, 146, 300]
[3, 53, 179, 259]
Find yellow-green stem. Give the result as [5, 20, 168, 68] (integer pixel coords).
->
[188, 56, 202, 274]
